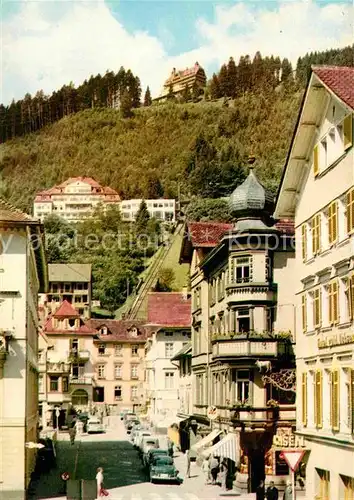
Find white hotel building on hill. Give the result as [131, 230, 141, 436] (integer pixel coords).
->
[275, 66, 354, 500]
[33, 177, 176, 223]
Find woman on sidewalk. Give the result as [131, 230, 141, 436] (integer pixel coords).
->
[96, 467, 104, 498]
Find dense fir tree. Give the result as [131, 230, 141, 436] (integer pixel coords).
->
[181, 84, 192, 103]
[281, 58, 293, 82]
[120, 90, 133, 118]
[209, 74, 221, 99]
[191, 81, 200, 101]
[145, 173, 164, 198]
[218, 64, 228, 97]
[135, 199, 150, 234]
[226, 57, 237, 98]
[144, 86, 152, 107]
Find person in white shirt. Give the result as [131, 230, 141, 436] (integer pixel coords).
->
[96, 467, 104, 499]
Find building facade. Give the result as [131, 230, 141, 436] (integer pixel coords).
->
[120, 199, 176, 223]
[88, 319, 149, 411]
[275, 66, 354, 500]
[41, 300, 97, 426]
[0, 199, 47, 499]
[144, 292, 191, 427]
[179, 170, 299, 493]
[33, 177, 121, 222]
[40, 263, 92, 319]
[171, 342, 192, 418]
[155, 62, 207, 101]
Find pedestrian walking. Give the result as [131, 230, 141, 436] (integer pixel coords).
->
[186, 449, 191, 478]
[210, 456, 219, 484]
[220, 459, 228, 491]
[283, 481, 293, 500]
[266, 480, 279, 500]
[96, 467, 106, 498]
[201, 456, 211, 485]
[256, 480, 265, 500]
[69, 424, 76, 446]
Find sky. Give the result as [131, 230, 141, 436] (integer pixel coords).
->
[1, 0, 353, 104]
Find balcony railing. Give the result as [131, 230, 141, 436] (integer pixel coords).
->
[69, 349, 90, 362]
[212, 338, 278, 357]
[70, 375, 93, 385]
[47, 361, 71, 373]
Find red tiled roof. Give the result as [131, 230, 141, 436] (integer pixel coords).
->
[34, 177, 120, 201]
[274, 219, 295, 235]
[0, 198, 39, 224]
[53, 300, 80, 318]
[43, 316, 96, 335]
[312, 66, 354, 110]
[147, 292, 191, 327]
[187, 222, 233, 247]
[88, 319, 151, 342]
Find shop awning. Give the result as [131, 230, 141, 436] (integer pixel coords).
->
[202, 432, 240, 463]
[191, 428, 223, 451]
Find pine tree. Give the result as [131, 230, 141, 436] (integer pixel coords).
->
[120, 90, 133, 118]
[281, 58, 293, 82]
[167, 84, 175, 101]
[192, 81, 200, 101]
[181, 84, 192, 103]
[144, 86, 152, 107]
[145, 173, 164, 198]
[218, 64, 228, 97]
[226, 57, 237, 98]
[252, 51, 264, 88]
[135, 199, 150, 234]
[209, 74, 221, 99]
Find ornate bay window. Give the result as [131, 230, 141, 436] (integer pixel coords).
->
[230, 255, 253, 284]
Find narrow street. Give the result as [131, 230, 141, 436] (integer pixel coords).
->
[30, 419, 255, 500]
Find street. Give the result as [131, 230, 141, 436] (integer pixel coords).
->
[29, 419, 255, 500]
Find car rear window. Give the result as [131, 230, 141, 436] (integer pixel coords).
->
[154, 457, 173, 465]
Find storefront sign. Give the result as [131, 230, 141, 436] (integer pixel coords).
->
[273, 429, 305, 448]
[318, 333, 354, 349]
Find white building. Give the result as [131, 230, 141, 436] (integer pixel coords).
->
[171, 342, 192, 418]
[120, 199, 176, 223]
[275, 66, 354, 500]
[0, 199, 47, 499]
[144, 293, 191, 427]
[33, 177, 121, 223]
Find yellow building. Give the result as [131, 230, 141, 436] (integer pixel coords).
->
[275, 65, 354, 500]
[0, 199, 47, 500]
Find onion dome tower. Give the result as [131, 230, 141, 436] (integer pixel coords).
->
[228, 157, 275, 231]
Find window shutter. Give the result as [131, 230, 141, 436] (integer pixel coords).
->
[314, 288, 322, 328]
[333, 281, 339, 324]
[343, 114, 353, 150]
[315, 370, 323, 428]
[313, 144, 319, 176]
[317, 214, 321, 253]
[302, 372, 308, 426]
[330, 370, 340, 431]
[349, 275, 354, 321]
[347, 188, 354, 234]
[328, 201, 338, 244]
[302, 294, 307, 333]
[302, 224, 307, 260]
[350, 369, 354, 434]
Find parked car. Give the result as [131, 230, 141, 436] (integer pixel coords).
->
[123, 412, 136, 424]
[76, 412, 90, 432]
[130, 425, 142, 442]
[120, 409, 130, 420]
[126, 419, 140, 434]
[87, 417, 105, 434]
[134, 430, 151, 449]
[140, 436, 160, 456]
[149, 456, 179, 483]
[144, 448, 169, 468]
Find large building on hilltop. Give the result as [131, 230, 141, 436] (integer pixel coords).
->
[0, 199, 47, 500]
[275, 66, 354, 500]
[155, 62, 207, 101]
[33, 176, 121, 223]
[120, 198, 176, 222]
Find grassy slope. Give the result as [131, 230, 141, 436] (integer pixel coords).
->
[0, 90, 302, 212]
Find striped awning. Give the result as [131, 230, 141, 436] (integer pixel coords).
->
[202, 432, 240, 463]
[191, 429, 223, 451]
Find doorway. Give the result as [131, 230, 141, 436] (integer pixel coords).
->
[249, 451, 265, 492]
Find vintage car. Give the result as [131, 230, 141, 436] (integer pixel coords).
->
[126, 419, 140, 434]
[86, 417, 105, 434]
[134, 430, 152, 449]
[149, 456, 179, 483]
[140, 436, 159, 456]
[144, 448, 169, 468]
[120, 409, 130, 420]
[130, 425, 142, 442]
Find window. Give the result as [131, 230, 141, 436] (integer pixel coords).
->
[62, 376, 69, 393]
[316, 469, 330, 500]
[312, 214, 321, 255]
[301, 224, 307, 260]
[314, 370, 323, 429]
[98, 344, 106, 355]
[235, 309, 250, 334]
[341, 475, 354, 500]
[347, 188, 354, 234]
[165, 372, 174, 389]
[313, 288, 322, 328]
[302, 373, 307, 426]
[344, 114, 353, 150]
[38, 374, 44, 393]
[49, 376, 59, 392]
[131, 386, 138, 399]
[231, 370, 250, 404]
[72, 363, 85, 378]
[131, 345, 138, 357]
[313, 144, 319, 176]
[115, 344, 123, 356]
[329, 281, 339, 325]
[165, 342, 174, 358]
[328, 201, 338, 245]
[131, 364, 138, 379]
[114, 386, 122, 401]
[97, 364, 105, 379]
[232, 256, 252, 283]
[114, 364, 122, 379]
[302, 295, 307, 333]
[330, 369, 340, 431]
[70, 338, 79, 353]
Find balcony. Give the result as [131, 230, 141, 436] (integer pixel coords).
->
[212, 338, 278, 358]
[47, 392, 72, 404]
[47, 361, 71, 373]
[69, 349, 90, 362]
[226, 282, 277, 303]
[70, 375, 94, 385]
